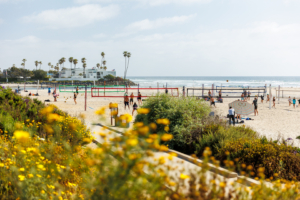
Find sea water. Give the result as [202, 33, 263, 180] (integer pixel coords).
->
[128, 76, 300, 88]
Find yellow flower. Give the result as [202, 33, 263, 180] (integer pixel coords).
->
[134, 122, 144, 128]
[109, 103, 118, 108]
[18, 175, 25, 181]
[156, 118, 170, 125]
[19, 168, 25, 172]
[123, 113, 133, 123]
[0, 163, 4, 167]
[36, 174, 42, 178]
[138, 126, 149, 135]
[137, 108, 150, 114]
[95, 107, 106, 115]
[164, 126, 169, 132]
[47, 113, 62, 123]
[219, 182, 226, 188]
[159, 145, 169, 152]
[37, 164, 44, 169]
[40, 106, 54, 115]
[161, 134, 173, 141]
[83, 138, 92, 144]
[180, 174, 190, 179]
[41, 190, 45, 194]
[28, 174, 34, 178]
[94, 148, 103, 155]
[126, 138, 138, 147]
[14, 131, 30, 142]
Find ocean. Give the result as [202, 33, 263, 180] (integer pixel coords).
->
[128, 76, 300, 88]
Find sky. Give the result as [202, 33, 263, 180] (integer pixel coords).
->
[1, 0, 300, 76]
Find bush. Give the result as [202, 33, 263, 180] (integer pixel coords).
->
[135, 94, 211, 152]
[217, 138, 300, 181]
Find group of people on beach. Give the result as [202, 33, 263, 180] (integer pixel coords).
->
[124, 92, 142, 115]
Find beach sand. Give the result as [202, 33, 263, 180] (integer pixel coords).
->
[16, 85, 300, 147]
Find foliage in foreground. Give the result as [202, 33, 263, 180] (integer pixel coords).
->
[136, 94, 300, 182]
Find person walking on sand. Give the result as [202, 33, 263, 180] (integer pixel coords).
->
[210, 97, 216, 108]
[293, 97, 296, 109]
[130, 92, 134, 105]
[137, 92, 142, 105]
[219, 90, 222, 99]
[48, 87, 51, 96]
[76, 86, 79, 95]
[73, 92, 77, 105]
[241, 93, 245, 101]
[260, 95, 264, 103]
[208, 90, 212, 98]
[228, 106, 235, 125]
[132, 102, 138, 115]
[124, 94, 130, 110]
[288, 96, 292, 106]
[272, 97, 276, 108]
[252, 97, 258, 116]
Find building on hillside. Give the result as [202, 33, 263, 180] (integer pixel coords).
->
[49, 68, 116, 81]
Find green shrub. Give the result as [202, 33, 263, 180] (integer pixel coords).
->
[135, 94, 210, 152]
[217, 138, 300, 181]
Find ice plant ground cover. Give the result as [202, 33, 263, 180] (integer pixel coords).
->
[0, 88, 300, 199]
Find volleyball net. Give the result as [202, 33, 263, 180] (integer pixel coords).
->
[275, 89, 300, 99]
[91, 87, 179, 98]
[187, 88, 266, 98]
[59, 85, 125, 93]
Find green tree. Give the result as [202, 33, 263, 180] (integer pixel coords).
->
[39, 61, 42, 70]
[73, 59, 78, 68]
[104, 74, 115, 80]
[32, 70, 47, 80]
[61, 57, 66, 67]
[83, 63, 87, 78]
[101, 52, 105, 68]
[123, 51, 127, 79]
[104, 66, 107, 71]
[35, 61, 39, 70]
[96, 63, 100, 69]
[69, 57, 73, 71]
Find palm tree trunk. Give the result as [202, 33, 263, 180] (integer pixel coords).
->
[125, 58, 130, 80]
[124, 57, 127, 80]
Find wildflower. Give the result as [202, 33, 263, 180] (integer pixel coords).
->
[94, 148, 103, 155]
[37, 164, 44, 169]
[95, 107, 106, 115]
[14, 130, 30, 142]
[156, 118, 170, 125]
[164, 126, 169, 132]
[159, 145, 169, 152]
[36, 174, 42, 178]
[18, 175, 25, 181]
[28, 174, 34, 178]
[47, 113, 62, 123]
[134, 122, 144, 128]
[219, 182, 226, 188]
[180, 174, 190, 179]
[137, 108, 150, 114]
[149, 123, 157, 130]
[41, 190, 45, 194]
[40, 106, 54, 115]
[83, 138, 92, 143]
[126, 138, 138, 146]
[0, 163, 4, 167]
[161, 134, 173, 141]
[19, 168, 25, 172]
[138, 126, 149, 135]
[109, 103, 118, 108]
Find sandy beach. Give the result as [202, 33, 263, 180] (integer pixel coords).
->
[14, 85, 300, 147]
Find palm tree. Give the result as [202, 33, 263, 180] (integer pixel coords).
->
[22, 59, 27, 82]
[48, 62, 51, 75]
[100, 66, 103, 70]
[123, 51, 127, 79]
[73, 59, 78, 68]
[39, 61, 42, 70]
[125, 52, 131, 79]
[61, 57, 66, 67]
[22, 59, 27, 68]
[102, 60, 106, 67]
[81, 58, 86, 64]
[104, 66, 107, 71]
[96, 63, 100, 69]
[69, 57, 73, 70]
[35, 61, 39, 70]
[83, 63, 87, 78]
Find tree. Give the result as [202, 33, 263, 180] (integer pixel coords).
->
[61, 57, 66, 67]
[69, 57, 73, 71]
[96, 63, 100, 69]
[125, 52, 131, 79]
[83, 63, 87, 78]
[48, 62, 51, 75]
[104, 66, 107, 71]
[39, 61, 42, 70]
[104, 74, 115, 80]
[78, 73, 83, 76]
[35, 61, 39, 70]
[81, 58, 86, 64]
[101, 52, 105, 68]
[73, 59, 78, 68]
[32, 69, 47, 80]
[21, 59, 27, 81]
[102, 60, 107, 67]
[100, 66, 103, 70]
[123, 51, 127, 79]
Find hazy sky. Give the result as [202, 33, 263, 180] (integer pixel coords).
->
[1, 0, 300, 76]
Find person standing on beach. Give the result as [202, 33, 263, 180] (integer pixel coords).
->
[208, 90, 212, 98]
[137, 92, 142, 105]
[248, 91, 251, 101]
[124, 94, 130, 110]
[218, 90, 222, 100]
[76, 86, 79, 95]
[288, 96, 292, 106]
[260, 95, 264, 103]
[210, 97, 216, 108]
[228, 107, 235, 125]
[252, 97, 258, 116]
[241, 93, 244, 101]
[272, 97, 276, 108]
[48, 87, 51, 96]
[130, 93, 134, 105]
[293, 97, 296, 109]
[73, 92, 77, 105]
[267, 94, 270, 103]
[132, 102, 138, 115]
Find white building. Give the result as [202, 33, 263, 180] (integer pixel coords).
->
[49, 68, 116, 81]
